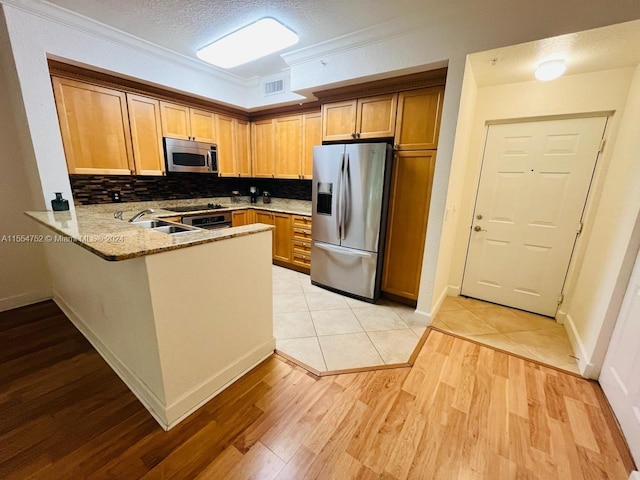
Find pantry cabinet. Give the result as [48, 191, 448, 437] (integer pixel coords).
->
[126, 94, 165, 175]
[52, 76, 135, 175]
[159, 101, 216, 143]
[322, 94, 397, 141]
[394, 87, 444, 150]
[382, 150, 436, 301]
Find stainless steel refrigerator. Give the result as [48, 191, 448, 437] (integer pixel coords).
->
[311, 143, 392, 302]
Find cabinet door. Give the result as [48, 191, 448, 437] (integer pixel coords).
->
[322, 100, 357, 141]
[252, 119, 275, 178]
[235, 119, 252, 177]
[275, 115, 302, 179]
[356, 94, 398, 139]
[302, 112, 321, 179]
[52, 76, 134, 175]
[126, 94, 164, 176]
[215, 114, 236, 176]
[382, 150, 436, 301]
[254, 210, 273, 225]
[272, 213, 292, 263]
[160, 101, 190, 140]
[395, 87, 444, 150]
[231, 210, 248, 227]
[190, 108, 216, 143]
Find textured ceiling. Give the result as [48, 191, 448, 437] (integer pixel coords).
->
[40, 0, 640, 83]
[46, 0, 443, 79]
[469, 20, 640, 87]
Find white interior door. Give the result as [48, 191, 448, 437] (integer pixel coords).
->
[600, 248, 640, 466]
[461, 117, 607, 316]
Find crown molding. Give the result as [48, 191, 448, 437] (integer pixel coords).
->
[0, 0, 247, 87]
[282, 15, 426, 67]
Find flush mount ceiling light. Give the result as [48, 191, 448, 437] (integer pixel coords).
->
[535, 59, 567, 81]
[196, 18, 299, 69]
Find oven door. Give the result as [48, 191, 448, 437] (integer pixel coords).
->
[164, 138, 216, 173]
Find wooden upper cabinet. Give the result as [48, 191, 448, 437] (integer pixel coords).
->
[322, 100, 357, 141]
[356, 94, 397, 139]
[252, 119, 275, 178]
[160, 101, 216, 142]
[189, 108, 216, 143]
[302, 112, 321, 179]
[395, 86, 444, 150]
[275, 115, 302, 179]
[321, 94, 397, 141]
[160, 101, 190, 140]
[52, 76, 134, 175]
[215, 114, 235, 176]
[382, 150, 436, 301]
[235, 119, 251, 177]
[126, 94, 164, 176]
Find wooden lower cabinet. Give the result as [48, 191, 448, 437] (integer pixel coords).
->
[291, 215, 312, 270]
[382, 150, 436, 301]
[231, 209, 254, 227]
[242, 210, 311, 271]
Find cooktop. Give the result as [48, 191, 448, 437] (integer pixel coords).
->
[163, 203, 225, 212]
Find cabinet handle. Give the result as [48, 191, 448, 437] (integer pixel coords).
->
[351, 132, 356, 139]
[356, 132, 361, 139]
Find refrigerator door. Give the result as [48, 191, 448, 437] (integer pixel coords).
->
[341, 143, 389, 253]
[311, 241, 378, 300]
[312, 144, 345, 245]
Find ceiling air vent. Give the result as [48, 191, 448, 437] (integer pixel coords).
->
[264, 78, 285, 96]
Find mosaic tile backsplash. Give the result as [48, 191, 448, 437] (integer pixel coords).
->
[70, 174, 312, 205]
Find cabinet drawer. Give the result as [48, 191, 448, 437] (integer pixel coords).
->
[292, 240, 311, 254]
[292, 228, 312, 241]
[292, 252, 311, 268]
[292, 215, 312, 229]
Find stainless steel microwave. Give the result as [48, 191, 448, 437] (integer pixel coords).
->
[164, 137, 218, 173]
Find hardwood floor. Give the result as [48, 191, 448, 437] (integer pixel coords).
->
[0, 301, 635, 479]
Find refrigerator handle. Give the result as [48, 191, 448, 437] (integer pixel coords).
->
[342, 154, 350, 240]
[335, 153, 345, 240]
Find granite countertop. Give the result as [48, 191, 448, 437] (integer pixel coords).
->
[25, 197, 311, 262]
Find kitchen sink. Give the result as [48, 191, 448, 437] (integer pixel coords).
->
[132, 219, 200, 235]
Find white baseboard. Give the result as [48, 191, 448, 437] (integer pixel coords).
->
[563, 312, 598, 379]
[0, 288, 52, 312]
[447, 285, 461, 296]
[53, 290, 169, 429]
[555, 309, 567, 325]
[165, 338, 276, 429]
[629, 471, 640, 480]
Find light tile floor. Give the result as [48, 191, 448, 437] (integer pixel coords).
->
[432, 296, 580, 374]
[273, 266, 580, 375]
[272, 266, 428, 372]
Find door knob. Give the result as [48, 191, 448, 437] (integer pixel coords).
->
[474, 225, 487, 232]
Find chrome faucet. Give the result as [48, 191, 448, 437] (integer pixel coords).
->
[129, 208, 154, 222]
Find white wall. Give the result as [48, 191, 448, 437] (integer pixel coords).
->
[441, 66, 638, 377]
[563, 63, 640, 377]
[0, 9, 51, 311]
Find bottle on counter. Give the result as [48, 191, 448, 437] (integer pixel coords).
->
[51, 192, 70, 211]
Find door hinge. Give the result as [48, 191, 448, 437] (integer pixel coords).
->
[577, 222, 584, 235]
[557, 293, 565, 305]
[599, 138, 606, 154]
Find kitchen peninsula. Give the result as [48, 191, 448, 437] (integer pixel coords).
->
[24, 198, 312, 430]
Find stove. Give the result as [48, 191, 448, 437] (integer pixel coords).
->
[163, 203, 225, 213]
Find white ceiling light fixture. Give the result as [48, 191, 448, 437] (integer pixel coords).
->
[196, 18, 299, 69]
[535, 59, 567, 81]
